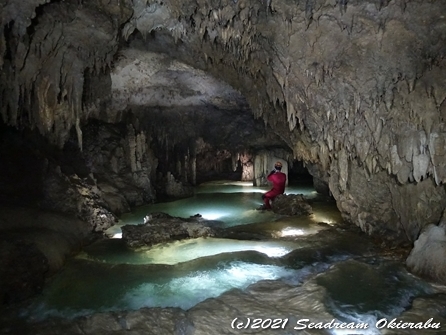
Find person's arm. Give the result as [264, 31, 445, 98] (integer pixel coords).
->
[267, 169, 276, 182]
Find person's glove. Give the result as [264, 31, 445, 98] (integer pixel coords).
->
[268, 169, 276, 176]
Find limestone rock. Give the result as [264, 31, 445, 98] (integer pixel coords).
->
[272, 194, 313, 216]
[164, 172, 194, 198]
[121, 212, 217, 248]
[406, 215, 446, 285]
[383, 294, 446, 335]
[0, 205, 93, 305]
[329, 163, 446, 243]
[0, 239, 48, 305]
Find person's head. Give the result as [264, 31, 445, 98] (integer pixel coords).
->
[274, 161, 282, 171]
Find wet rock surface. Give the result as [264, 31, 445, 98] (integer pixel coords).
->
[0, 206, 93, 306]
[406, 210, 446, 285]
[4, 257, 445, 335]
[272, 194, 313, 216]
[0, 212, 442, 335]
[121, 212, 219, 248]
[383, 294, 446, 335]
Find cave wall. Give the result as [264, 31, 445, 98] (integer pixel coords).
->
[120, 0, 446, 241]
[0, 0, 133, 147]
[1, 0, 446, 242]
[0, 119, 157, 231]
[253, 151, 289, 187]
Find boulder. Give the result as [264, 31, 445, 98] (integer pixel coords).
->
[121, 212, 218, 248]
[406, 211, 446, 284]
[271, 194, 313, 216]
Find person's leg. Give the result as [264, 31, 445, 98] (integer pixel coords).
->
[262, 191, 275, 209]
[263, 196, 271, 209]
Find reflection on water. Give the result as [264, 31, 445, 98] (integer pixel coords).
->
[316, 259, 436, 333]
[27, 259, 300, 320]
[78, 237, 302, 265]
[20, 181, 446, 333]
[113, 181, 340, 231]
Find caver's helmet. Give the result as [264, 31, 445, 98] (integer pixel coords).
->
[274, 161, 282, 171]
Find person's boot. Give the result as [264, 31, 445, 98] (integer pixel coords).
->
[256, 204, 271, 211]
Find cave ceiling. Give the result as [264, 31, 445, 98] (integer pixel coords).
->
[1, 0, 446, 177]
[1, 0, 446, 237]
[111, 46, 247, 112]
[108, 37, 289, 153]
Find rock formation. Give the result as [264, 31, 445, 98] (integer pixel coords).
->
[121, 212, 217, 248]
[271, 194, 313, 216]
[406, 210, 446, 284]
[1, 0, 446, 293]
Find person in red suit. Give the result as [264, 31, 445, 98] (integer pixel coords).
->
[258, 161, 287, 210]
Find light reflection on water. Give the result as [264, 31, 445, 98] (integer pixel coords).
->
[112, 180, 339, 231]
[21, 181, 446, 331]
[78, 237, 301, 265]
[24, 181, 343, 320]
[28, 260, 300, 320]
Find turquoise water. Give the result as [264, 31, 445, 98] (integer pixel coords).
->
[20, 181, 446, 334]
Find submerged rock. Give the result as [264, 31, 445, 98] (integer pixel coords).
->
[272, 194, 313, 216]
[121, 212, 218, 248]
[383, 294, 446, 335]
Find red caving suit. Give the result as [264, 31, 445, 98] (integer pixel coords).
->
[263, 171, 287, 209]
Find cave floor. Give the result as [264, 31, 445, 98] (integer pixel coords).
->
[2, 181, 446, 335]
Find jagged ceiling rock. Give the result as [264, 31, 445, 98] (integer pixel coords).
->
[121, 0, 446, 180]
[0, 0, 133, 147]
[103, 42, 289, 159]
[110, 48, 247, 113]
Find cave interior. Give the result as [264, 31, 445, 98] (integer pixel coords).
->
[1, 0, 446, 330]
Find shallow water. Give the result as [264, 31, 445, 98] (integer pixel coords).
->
[18, 181, 446, 334]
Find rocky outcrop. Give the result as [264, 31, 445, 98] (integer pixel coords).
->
[41, 167, 118, 232]
[0, 119, 157, 232]
[164, 172, 194, 198]
[406, 210, 446, 284]
[121, 212, 218, 248]
[329, 166, 446, 243]
[81, 121, 157, 213]
[271, 194, 313, 216]
[0, 205, 92, 305]
[306, 162, 330, 196]
[0, 239, 48, 305]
